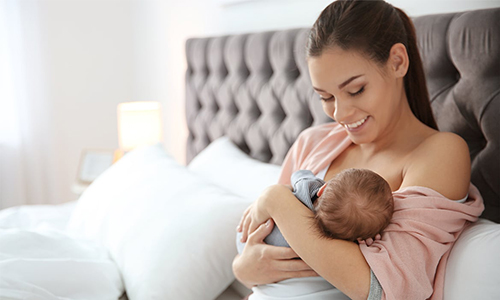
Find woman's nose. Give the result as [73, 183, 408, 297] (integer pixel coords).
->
[333, 99, 355, 123]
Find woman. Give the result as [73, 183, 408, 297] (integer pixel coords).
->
[233, 1, 484, 299]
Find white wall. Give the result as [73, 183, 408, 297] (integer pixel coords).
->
[33, 0, 135, 203]
[20, 0, 500, 204]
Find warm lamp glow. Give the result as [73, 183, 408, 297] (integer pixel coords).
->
[117, 101, 163, 152]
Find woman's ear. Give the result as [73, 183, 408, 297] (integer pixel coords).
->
[389, 43, 409, 78]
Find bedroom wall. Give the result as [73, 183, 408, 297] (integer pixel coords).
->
[14, 0, 499, 205]
[156, 0, 500, 163]
[32, 0, 136, 204]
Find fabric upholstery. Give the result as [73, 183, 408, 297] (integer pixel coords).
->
[414, 8, 500, 222]
[185, 8, 500, 223]
[186, 28, 330, 165]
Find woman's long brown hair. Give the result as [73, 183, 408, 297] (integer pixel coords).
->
[307, 0, 438, 129]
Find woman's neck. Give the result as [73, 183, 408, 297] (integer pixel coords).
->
[359, 101, 434, 158]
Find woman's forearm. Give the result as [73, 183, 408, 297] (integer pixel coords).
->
[233, 217, 320, 288]
[266, 185, 371, 300]
[232, 254, 254, 289]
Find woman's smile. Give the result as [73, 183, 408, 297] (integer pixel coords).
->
[342, 116, 370, 131]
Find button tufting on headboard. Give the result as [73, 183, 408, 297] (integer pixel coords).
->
[414, 8, 500, 222]
[186, 29, 331, 165]
[185, 8, 500, 222]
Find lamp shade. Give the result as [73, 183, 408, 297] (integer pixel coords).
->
[117, 101, 162, 151]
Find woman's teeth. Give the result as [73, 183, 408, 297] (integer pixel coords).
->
[345, 116, 368, 130]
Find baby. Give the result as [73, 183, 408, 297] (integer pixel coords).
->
[237, 168, 394, 253]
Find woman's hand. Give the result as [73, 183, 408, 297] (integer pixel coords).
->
[237, 185, 283, 243]
[237, 203, 266, 243]
[233, 219, 318, 288]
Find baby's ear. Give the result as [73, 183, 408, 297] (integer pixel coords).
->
[317, 184, 327, 197]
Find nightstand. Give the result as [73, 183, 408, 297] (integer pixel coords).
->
[71, 182, 90, 199]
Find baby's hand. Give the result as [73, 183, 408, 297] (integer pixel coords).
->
[357, 234, 381, 246]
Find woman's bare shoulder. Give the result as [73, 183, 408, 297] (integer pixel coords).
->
[417, 131, 469, 154]
[400, 131, 471, 200]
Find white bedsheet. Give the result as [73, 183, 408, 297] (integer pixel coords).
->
[0, 203, 124, 300]
[0, 201, 77, 231]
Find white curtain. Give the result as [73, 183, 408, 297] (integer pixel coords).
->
[0, 0, 60, 209]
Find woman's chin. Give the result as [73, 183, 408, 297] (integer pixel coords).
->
[347, 128, 379, 145]
[344, 128, 374, 145]
[348, 136, 369, 145]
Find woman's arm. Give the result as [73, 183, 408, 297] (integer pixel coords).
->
[237, 132, 471, 299]
[233, 218, 318, 289]
[241, 185, 371, 300]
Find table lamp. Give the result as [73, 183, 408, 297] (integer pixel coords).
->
[114, 101, 163, 162]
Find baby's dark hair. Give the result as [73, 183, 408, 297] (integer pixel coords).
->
[314, 168, 394, 241]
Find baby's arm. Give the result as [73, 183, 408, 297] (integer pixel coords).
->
[290, 170, 325, 211]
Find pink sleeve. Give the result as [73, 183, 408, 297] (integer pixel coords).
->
[277, 135, 302, 185]
[361, 185, 484, 300]
[277, 123, 349, 185]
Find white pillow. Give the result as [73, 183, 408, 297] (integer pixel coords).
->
[188, 137, 282, 201]
[67, 144, 252, 300]
[444, 218, 500, 300]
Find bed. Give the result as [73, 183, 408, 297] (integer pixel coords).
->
[0, 7, 499, 300]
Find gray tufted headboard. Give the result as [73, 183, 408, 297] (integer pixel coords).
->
[185, 8, 500, 223]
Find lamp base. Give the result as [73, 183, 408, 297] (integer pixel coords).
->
[113, 149, 124, 163]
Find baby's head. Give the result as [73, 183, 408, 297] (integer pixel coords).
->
[314, 168, 394, 241]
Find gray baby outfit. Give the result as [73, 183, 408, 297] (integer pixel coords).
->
[236, 169, 324, 252]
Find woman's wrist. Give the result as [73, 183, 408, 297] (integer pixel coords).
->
[255, 186, 274, 221]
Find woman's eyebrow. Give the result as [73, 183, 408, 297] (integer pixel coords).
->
[313, 87, 327, 92]
[313, 74, 364, 92]
[338, 75, 363, 90]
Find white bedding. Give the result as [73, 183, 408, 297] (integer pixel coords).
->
[0, 228, 123, 300]
[0, 201, 77, 231]
[0, 141, 257, 300]
[0, 139, 498, 300]
[0, 202, 124, 300]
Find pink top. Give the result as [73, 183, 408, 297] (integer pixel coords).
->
[278, 122, 485, 300]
